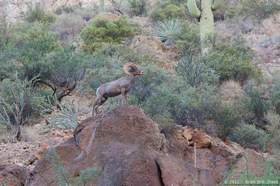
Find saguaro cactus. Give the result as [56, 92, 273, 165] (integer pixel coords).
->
[187, 0, 223, 54]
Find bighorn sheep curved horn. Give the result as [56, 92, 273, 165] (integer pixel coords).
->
[92, 63, 143, 116]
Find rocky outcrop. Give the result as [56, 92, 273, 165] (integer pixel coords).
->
[26, 106, 269, 186]
[0, 164, 28, 186]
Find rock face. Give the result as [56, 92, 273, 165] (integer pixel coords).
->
[27, 106, 268, 186]
[0, 164, 28, 186]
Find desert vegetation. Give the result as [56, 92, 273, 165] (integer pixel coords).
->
[0, 0, 280, 184]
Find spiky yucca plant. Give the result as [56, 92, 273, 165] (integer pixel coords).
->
[49, 102, 78, 129]
[153, 19, 182, 44]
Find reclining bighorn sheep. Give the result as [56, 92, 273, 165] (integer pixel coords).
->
[92, 62, 143, 116]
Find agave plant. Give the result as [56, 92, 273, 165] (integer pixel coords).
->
[153, 19, 183, 44]
[49, 102, 78, 129]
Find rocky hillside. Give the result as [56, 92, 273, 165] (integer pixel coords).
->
[1, 0, 280, 185]
[1, 106, 271, 185]
[0, 0, 97, 22]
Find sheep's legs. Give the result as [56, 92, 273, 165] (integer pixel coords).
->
[92, 96, 107, 117]
[121, 88, 128, 105]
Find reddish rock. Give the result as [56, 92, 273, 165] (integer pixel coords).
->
[0, 164, 28, 186]
[27, 106, 269, 186]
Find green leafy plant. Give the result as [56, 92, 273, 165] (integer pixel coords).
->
[128, 0, 147, 16]
[15, 23, 60, 65]
[244, 80, 270, 122]
[266, 112, 280, 153]
[205, 40, 260, 83]
[0, 76, 48, 141]
[29, 48, 89, 102]
[230, 123, 269, 151]
[80, 16, 137, 52]
[270, 75, 280, 114]
[49, 102, 78, 129]
[176, 55, 218, 87]
[151, 2, 186, 21]
[25, 4, 56, 24]
[239, 0, 280, 20]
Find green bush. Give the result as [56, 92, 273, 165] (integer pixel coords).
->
[239, 0, 280, 20]
[205, 40, 260, 82]
[151, 3, 186, 21]
[80, 16, 137, 52]
[15, 23, 60, 66]
[128, 0, 147, 16]
[270, 76, 280, 114]
[49, 102, 78, 129]
[25, 4, 56, 24]
[176, 55, 218, 87]
[175, 23, 200, 57]
[170, 85, 221, 126]
[31, 48, 90, 102]
[244, 80, 270, 122]
[214, 103, 244, 139]
[230, 123, 269, 151]
[0, 77, 48, 140]
[266, 112, 280, 153]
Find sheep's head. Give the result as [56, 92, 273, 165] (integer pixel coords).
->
[123, 63, 143, 76]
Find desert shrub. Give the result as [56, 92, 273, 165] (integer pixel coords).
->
[175, 23, 200, 56]
[32, 48, 89, 101]
[214, 102, 245, 139]
[55, 5, 75, 15]
[80, 16, 138, 52]
[25, 4, 56, 24]
[131, 67, 220, 127]
[205, 40, 260, 82]
[0, 77, 48, 140]
[130, 65, 170, 104]
[51, 14, 85, 44]
[170, 85, 221, 126]
[128, 0, 147, 16]
[230, 123, 269, 151]
[151, 2, 186, 21]
[49, 102, 78, 129]
[219, 80, 246, 104]
[243, 80, 270, 122]
[0, 46, 20, 81]
[239, 0, 280, 20]
[266, 112, 280, 153]
[270, 75, 280, 114]
[153, 19, 183, 44]
[15, 23, 60, 69]
[176, 55, 218, 87]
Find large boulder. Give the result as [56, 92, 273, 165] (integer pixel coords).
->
[28, 106, 268, 186]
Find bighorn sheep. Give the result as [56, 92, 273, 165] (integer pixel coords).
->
[92, 62, 143, 116]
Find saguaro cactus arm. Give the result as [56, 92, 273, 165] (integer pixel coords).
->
[187, 0, 223, 54]
[187, 0, 201, 18]
[211, 0, 224, 10]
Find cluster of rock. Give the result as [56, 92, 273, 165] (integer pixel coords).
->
[0, 106, 268, 186]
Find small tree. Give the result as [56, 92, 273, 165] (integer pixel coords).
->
[0, 76, 47, 140]
[32, 48, 88, 102]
